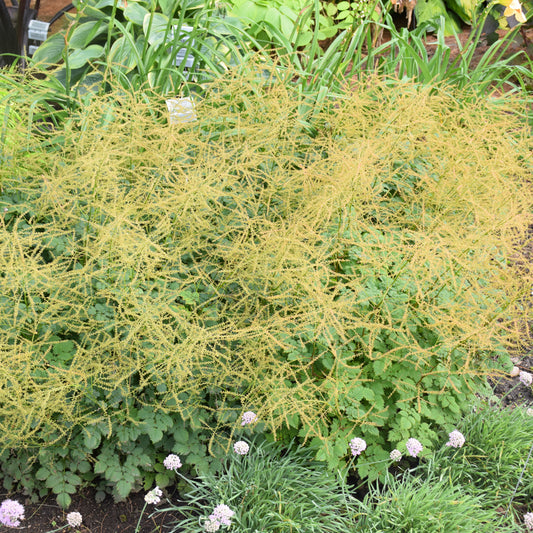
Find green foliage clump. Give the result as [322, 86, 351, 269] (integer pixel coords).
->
[31, 0, 244, 94]
[354, 473, 517, 532]
[427, 403, 533, 510]
[162, 438, 360, 532]
[0, 65, 531, 504]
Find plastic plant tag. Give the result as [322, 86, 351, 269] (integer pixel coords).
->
[166, 97, 196, 125]
[170, 25, 195, 68]
[28, 20, 50, 42]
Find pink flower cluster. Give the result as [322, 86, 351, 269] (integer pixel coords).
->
[66, 511, 83, 527]
[164, 454, 182, 471]
[204, 504, 235, 531]
[233, 441, 250, 455]
[519, 371, 533, 387]
[241, 411, 257, 426]
[0, 500, 24, 528]
[406, 438, 423, 458]
[349, 437, 367, 456]
[390, 449, 402, 462]
[445, 430, 465, 449]
[145, 486, 163, 505]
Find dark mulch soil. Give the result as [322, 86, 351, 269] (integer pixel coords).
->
[490, 354, 533, 408]
[0, 486, 184, 533]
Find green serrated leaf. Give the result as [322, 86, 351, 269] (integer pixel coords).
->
[155, 472, 171, 488]
[45, 473, 64, 489]
[116, 479, 133, 499]
[147, 427, 163, 444]
[106, 466, 123, 483]
[35, 467, 50, 481]
[56, 492, 72, 509]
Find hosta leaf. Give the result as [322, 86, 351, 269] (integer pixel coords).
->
[68, 20, 107, 48]
[68, 44, 105, 69]
[31, 33, 65, 66]
[124, 2, 150, 25]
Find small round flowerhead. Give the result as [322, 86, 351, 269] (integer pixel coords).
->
[519, 371, 533, 387]
[510, 366, 520, 377]
[241, 411, 257, 426]
[204, 518, 221, 532]
[527, 408, 533, 417]
[0, 499, 25, 528]
[390, 449, 402, 462]
[163, 453, 182, 471]
[349, 437, 367, 456]
[209, 504, 235, 527]
[66, 511, 83, 528]
[233, 440, 249, 455]
[144, 486, 163, 505]
[524, 512, 533, 531]
[406, 438, 423, 458]
[446, 430, 465, 449]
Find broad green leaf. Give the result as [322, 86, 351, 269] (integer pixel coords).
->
[106, 466, 123, 482]
[67, 44, 105, 69]
[124, 2, 150, 25]
[45, 473, 64, 488]
[108, 36, 140, 71]
[325, 3, 338, 16]
[93, 0, 119, 9]
[159, 0, 177, 17]
[68, 20, 107, 48]
[143, 12, 172, 46]
[83, 431, 101, 450]
[31, 33, 65, 66]
[155, 472, 171, 487]
[35, 467, 50, 481]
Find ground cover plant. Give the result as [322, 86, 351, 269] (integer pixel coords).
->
[156, 438, 361, 532]
[426, 400, 533, 514]
[0, 57, 532, 522]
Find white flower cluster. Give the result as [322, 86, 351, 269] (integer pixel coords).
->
[390, 449, 402, 462]
[207, 504, 235, 529]
[66, 511, 83, 528]
[164, 454, 182, 471]
[0, 499, 25, 528]
[241, 411, 257, 426]
[445, 430, 465, 449]
[406, 438, 423, 458]
[204, 518, 221, 532]
[524, 512, 533, 531]
[349, 437, 367, 456]
[519, 371, 532, 387]
[145, 486, 163, 505]
[233, 441, 250, 455]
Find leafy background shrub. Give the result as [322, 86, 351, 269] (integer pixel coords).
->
[0, 65, 531, 506]
[31, 0, 251, 93]
[29, 0, 532, 99]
